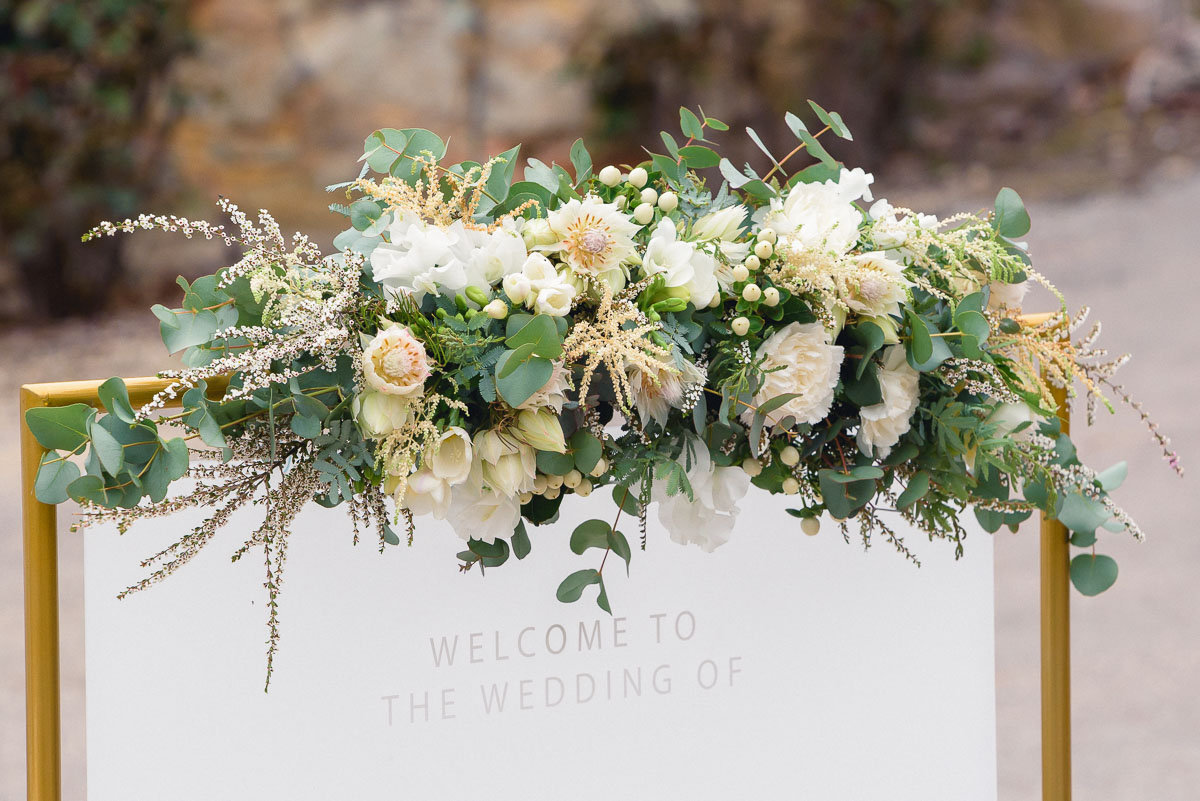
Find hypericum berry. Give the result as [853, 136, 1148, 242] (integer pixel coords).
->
[742, 457, 763, 477]
[731, 316, 750, 336]
[633, 202, 655, 224]
[762, 287, 780, 307]
[731, 264, 750, 283]
[658, 191, 678, 212]
[801, 517, 820, 536]
[563, 469, 582, 489]
[779, 444, 800, 466]
[742, 283, 762, 302]
[754, 240, 774, 260]
[744, 255, 761, 271]
[598, 165, 622, 187]
[782, 477, 800, 495]
[627, 167, 648, 188]
[590, 457, 608, 477]
[758, 228, 778, 244]
[640, 187, 658, 206]
[575, 478, 593, 497]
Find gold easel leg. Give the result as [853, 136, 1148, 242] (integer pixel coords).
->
[1041, 385, 1071, 801]
[21, 386, 61, 801]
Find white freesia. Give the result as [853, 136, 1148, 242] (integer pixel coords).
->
[856, 346, 920, 459]
[544, 196, 640, 277]
[371, 212, 470, 301]
[655, 444, 751, 553]
[446, 481, 522, 544]
[474, 428, 536, 496]
[641, 219, 719, 308]
[742, 322, 844, 429]
[520, 252, 561, 291]
[430, 426, 473, 486]
[352, 390, 410, 439]
[402, 467, 453, 519]
[628, 356, 705, 426]
[502, 272, 532, 304]
[843, 251, 910, 318]
[762, 168, 873, 255]
[533, 283, 575, 316]
[690, 205, 746, 242]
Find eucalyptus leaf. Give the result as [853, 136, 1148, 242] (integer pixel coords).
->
[1070, 553, 1118, 596]
[34, 452, 80, 504]
[25, 403, 96, 452]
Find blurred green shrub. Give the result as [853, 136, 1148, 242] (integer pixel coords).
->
[0, 0, 191, 318]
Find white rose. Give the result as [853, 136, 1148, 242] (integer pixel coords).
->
[403, 467, 452, 519]
[655, 443, 751, 553]
[691, 205, 746, 242]
[503, 272, 532, 304]
[447, 482, 522, 544]
[856, 345, 920, 459]
[430, 426, 473, 486]
[762, 167, 872, 256]
[352, 390, 411, 439]
[742, 322, 844, 429]
[362, 326, 430, 396]
[533, 283, 575, 317]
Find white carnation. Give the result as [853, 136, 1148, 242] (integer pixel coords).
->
[762, 167, 872, 256]
[742, 322, 844, 429]
[655, 443, 751, 553]
[856, 346, 920, 459]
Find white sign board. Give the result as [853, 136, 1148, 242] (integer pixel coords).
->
[84, 492, 996, 800]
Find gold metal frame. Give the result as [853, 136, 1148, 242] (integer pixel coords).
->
[20, 374, 1073, 801]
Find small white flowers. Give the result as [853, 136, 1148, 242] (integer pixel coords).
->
[504, 253, 577, 316]
[856, 345, 920, 459]
[744, 321, 844, 429]
[362, 326, 430, 396]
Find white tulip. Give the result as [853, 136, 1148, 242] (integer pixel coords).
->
[502, 272, 531, 304]
[430, 426, 473, 486]
[533, 283, 575, 317]
[483, 299, 508, 319]
[352, 390, 411, 439]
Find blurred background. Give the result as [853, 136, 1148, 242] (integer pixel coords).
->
[1, 0, 1197, 798]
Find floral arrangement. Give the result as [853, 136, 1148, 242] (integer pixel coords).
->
[27, 103, 1181, 685]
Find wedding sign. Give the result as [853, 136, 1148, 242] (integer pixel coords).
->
[84, 492, 997, 801]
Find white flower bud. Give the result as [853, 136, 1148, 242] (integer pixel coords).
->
[801, 516, 820, 536]
[754, 240, 774, 260]
[658, 191, 678, 212]
[742, 458, 763, 477]
[731, 264, 750, 283]
[627, 167, 648, 188]
[589, 457, 608, 477]
[598, 165, 622, 187]
[743, 255, 761, 271]
[762, 287, 780, 307]
[633, 202, 655, 225]
[515, 408, 567, 453]
[782, 477, 800, 495]
[502, 272, 531, 305]
[779, 445, 800, 466]
[742, 283, 762, 302]
[563, 469, 583, 489]
[575, 478, 593, 497]
[731, 316, 750, 336]
[640, 187, 658, 206]
[759, 228, 778, 244]
[483, 299, 508, 319]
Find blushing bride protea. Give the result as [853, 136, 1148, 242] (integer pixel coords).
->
[363, 325, 430, 396]
[544, 195, 640, 277]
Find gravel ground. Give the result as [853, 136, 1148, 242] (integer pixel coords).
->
[1, 175, 1197, 800]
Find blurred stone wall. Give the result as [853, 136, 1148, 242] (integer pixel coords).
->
[5, 0, 1198, 315]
